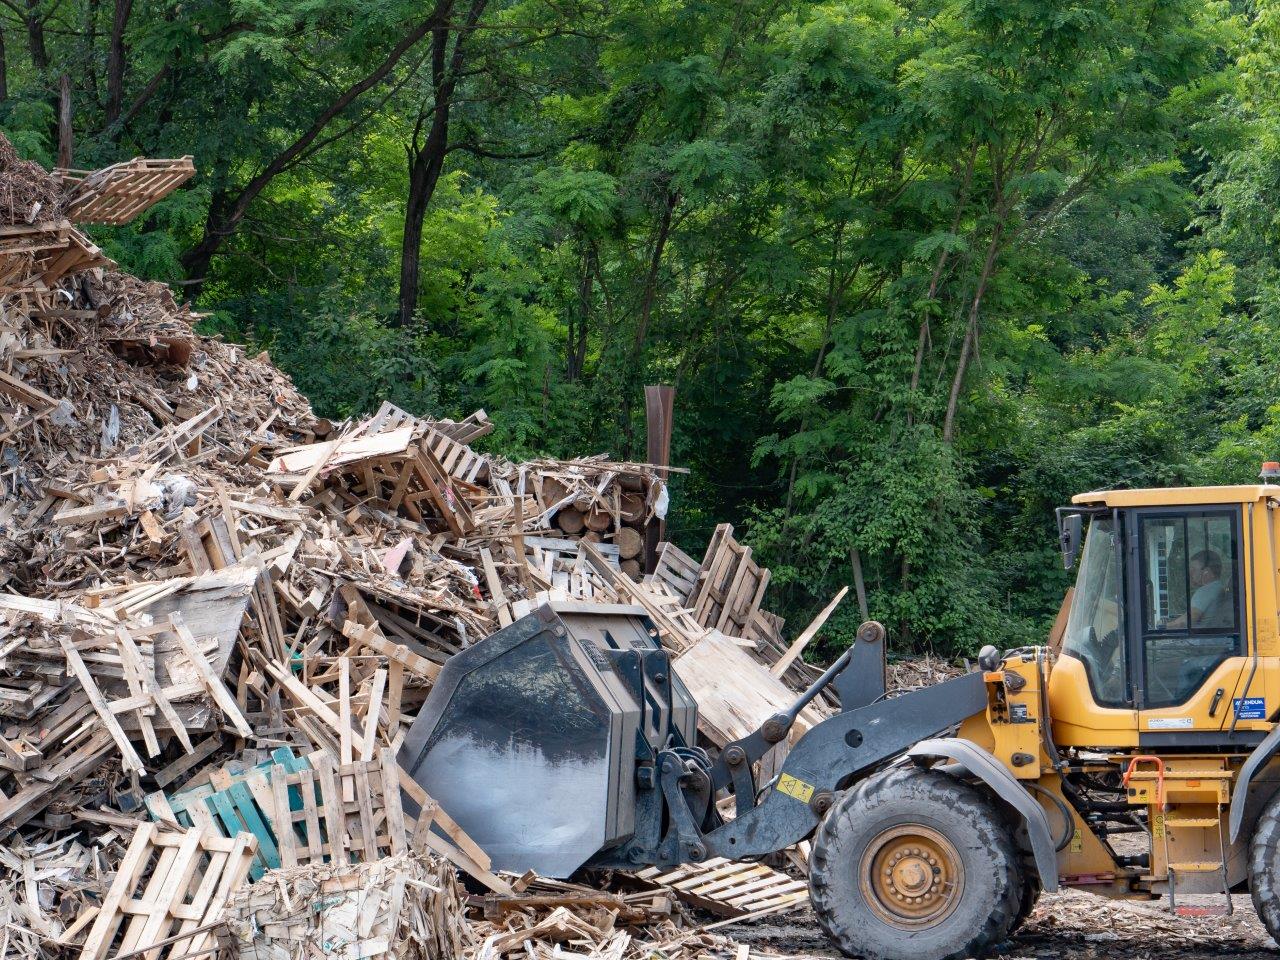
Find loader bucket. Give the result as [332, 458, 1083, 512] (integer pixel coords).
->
[399, 601, 697, 877]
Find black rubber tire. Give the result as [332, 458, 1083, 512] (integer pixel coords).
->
[1008, 875, 1041, 936]
[1249, 788, 1280, 940]
[810, 766, 1023, 960]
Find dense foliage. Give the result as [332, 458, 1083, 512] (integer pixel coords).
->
[6, 0, 1280, 658]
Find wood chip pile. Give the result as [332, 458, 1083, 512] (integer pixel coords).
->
[0, 139, 932, 959]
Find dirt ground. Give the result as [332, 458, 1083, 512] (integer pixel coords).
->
[728, 891, 1277, 959]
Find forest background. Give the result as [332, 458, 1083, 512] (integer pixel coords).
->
[3, 0, 1277, 659]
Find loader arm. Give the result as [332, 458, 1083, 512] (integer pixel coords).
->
[701, 672, 990, 858]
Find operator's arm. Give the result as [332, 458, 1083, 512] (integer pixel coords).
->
[1162, 583, 1219, 629]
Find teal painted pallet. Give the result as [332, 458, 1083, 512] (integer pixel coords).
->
[145, 746, 310, 879]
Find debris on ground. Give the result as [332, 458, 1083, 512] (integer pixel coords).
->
[0, 139, 866, 959]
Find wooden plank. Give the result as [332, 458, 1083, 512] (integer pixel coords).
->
[168, 612, 253, 737]
[0, 367, 57, 408]
[770, 586, 848, 677]
[381, 748, 407, 856]
[59, 633, 146, 775]
[152, 734, 222, 789]
[674, 630, 823, 747]
[53, 499, 128, 526]
[360, 668, 386, 761]
[76, 822, 158, 960]
[272, 767, 297, 869]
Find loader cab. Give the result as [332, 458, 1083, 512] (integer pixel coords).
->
[1047, 485, 1280, 750]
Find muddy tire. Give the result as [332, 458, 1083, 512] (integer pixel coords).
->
[1008, 875, 1041, 936]
[810, 766, 1022, 960]
[1249, 789, 1280, 940]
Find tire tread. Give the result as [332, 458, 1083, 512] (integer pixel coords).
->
[809, 766, 1021, 960]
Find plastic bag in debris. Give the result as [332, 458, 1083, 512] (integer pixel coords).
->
[100, 403, 121, 451]
[652, 484, 669, 520]
[49, 398, 76, 428]
[145, 474, 198, 518]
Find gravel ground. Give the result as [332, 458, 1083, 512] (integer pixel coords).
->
[725, 891, 1277, 959]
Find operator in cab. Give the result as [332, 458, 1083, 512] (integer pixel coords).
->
[1161, 549, 1230, 629]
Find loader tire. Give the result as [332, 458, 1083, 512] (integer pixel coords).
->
[809, 766, 1022, 960]
[1249, 788, 1280, 940]
[1008, 875, 1041, 935]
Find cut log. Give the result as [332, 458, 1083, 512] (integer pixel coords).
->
[556, 507, 586, 535]
[614, 525, 643, 560]
[620, 493, 645, 523]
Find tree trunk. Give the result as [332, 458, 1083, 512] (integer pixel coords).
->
[850, 546, 870, 622]
[181, 14, 437, 288]
[0, 29, 10, 103]
[57, 74, 72, 168]
[24, 0, 47, 72]
[105, 0, 133, 127]
[395, 0, 486, 327]
[631, 190, 678, 354]
[83, 0, 100, 103]
[908, 145, 977, 426]
[942, 220, 1003, 444]
[396, 118, 449, 327]
[567, 245, 592, 381]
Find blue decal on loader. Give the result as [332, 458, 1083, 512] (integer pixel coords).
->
[1234, 697, 1266, 720]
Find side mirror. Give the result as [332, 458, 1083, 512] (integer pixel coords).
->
[1058, 511, 1083, 570]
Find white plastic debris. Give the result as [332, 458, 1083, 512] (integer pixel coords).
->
[49, 399, 76, 428]
[152, 474, 198, 518]
[653, 484, 669, 520]
[100, 403, 121, 450]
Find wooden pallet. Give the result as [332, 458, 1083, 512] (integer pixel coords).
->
[57, 156, 196, 225]
[268, 428, 476, 535]
[74, 823, 257, 960]
[424, 425, 489, 484]
[268, 747, 414, 868]
[650, 540, 701, 602]
[145, 746, 310, 879]
[148, 746, 417, 878]
[635, 858, 809, 919]
[0, 220, 113, 294]
[360, 400, 493, 445]
[689, 524, 771, 637]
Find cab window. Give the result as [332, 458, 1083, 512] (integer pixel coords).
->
[1138, 510, 1241, 708]
[1062, 516, 1128, 707]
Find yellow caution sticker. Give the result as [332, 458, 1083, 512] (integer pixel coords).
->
[777, 774, 815, 803]
[1070, 828, 1083, 854]
[1152, 814, 1164, 840]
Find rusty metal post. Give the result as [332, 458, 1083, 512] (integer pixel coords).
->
[644, 384, 674, 574]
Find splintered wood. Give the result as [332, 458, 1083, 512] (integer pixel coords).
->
[230, 855, 471, 960]
[0, 134, 930, 960]
[226, 853, 467, 960]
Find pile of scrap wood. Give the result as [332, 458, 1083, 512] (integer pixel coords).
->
[0, 136, 885, 959]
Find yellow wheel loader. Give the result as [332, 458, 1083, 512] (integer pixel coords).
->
[402, 468, 1280, 960]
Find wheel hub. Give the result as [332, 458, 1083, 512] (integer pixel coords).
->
[860, 825, 963, 928]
